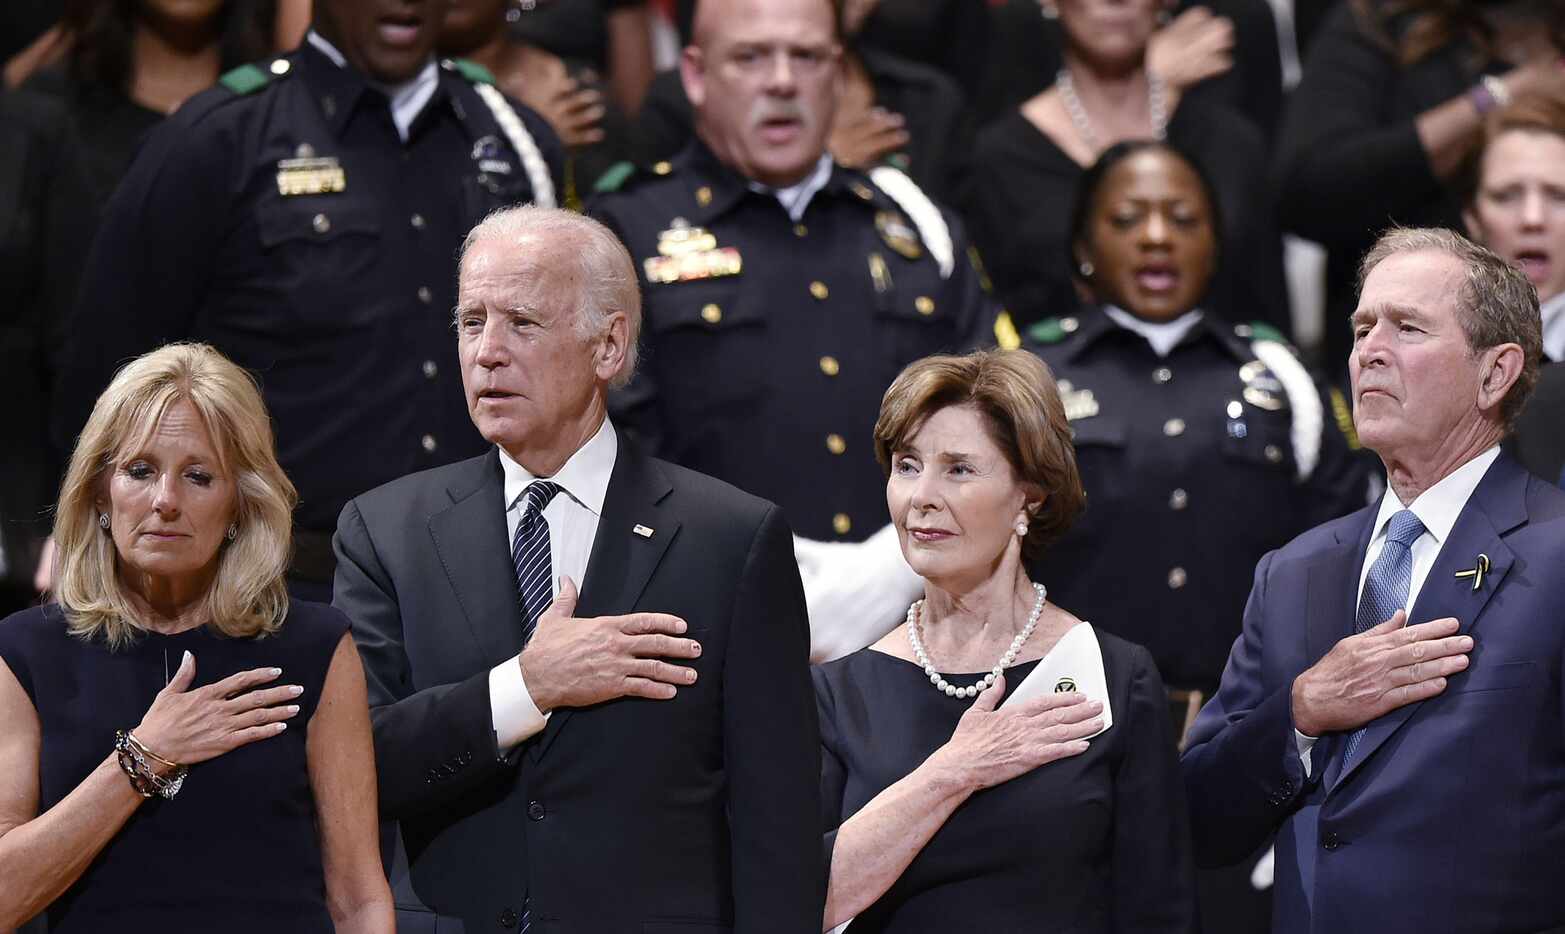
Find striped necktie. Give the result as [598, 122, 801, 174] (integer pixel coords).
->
[512, 480, 562, 646]
[1343, 509, 1425, 765]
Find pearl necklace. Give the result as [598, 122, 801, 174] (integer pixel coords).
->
[1055, 67, 1168, 155]
[906, 582, 1047, 699]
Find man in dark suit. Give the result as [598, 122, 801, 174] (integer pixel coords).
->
[1183, 226, 1565, 933]
[333, 205, 823, 933]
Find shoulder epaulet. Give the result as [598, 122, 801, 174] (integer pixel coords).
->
[593, 161, 637, 194]
[1027, 317, 1070, 345]
[449, 58, 496, 86]
[219, 63, 271, 96]
[868, 165, 954, 278]
[1242, 320, 1289, 345]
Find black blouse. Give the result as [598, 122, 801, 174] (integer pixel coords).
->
[814, 632, 1195, 932]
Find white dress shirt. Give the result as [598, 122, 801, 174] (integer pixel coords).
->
[306, 31, 438, 142]
[487, 418, 619, 749]
[1295, 445, 1501, 775]
[1102, 304, 1205, 357]
[747, 153, 834, 222]
[1541, 292, 1565, 363]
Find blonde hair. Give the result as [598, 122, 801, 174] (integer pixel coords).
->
[874, 350, 1085, 561]
[54, 343, 297, 649]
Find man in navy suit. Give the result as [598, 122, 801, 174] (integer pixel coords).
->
[1183, 227, 1565, 933]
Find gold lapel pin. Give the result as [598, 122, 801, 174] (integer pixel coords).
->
[632, 524, 655, 538]
[1453, 553, 1490, 591]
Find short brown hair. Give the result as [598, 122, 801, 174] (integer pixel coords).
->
[54, 343, 297, 649]
[1461, 87, 1565, 203]
[1356, 227, 1541, 431]
[873, 350, 1084, 560]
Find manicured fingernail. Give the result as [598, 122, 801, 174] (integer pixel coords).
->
[276, 722, 288, 732]
[182, 650, 193, 665]
[286, 705, 300, 715]
[270, 667, 282, 676]
[289, 685, 303, 696]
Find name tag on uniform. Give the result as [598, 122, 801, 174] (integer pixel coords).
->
[276, 157, 346, 196]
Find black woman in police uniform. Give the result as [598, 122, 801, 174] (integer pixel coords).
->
[1018, 140, 1372, 932]
[54, 0, 563, 601]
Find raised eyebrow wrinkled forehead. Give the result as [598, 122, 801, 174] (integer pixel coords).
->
[1351, 302, 1423, 325]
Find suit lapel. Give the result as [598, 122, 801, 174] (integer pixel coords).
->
[1333, 454, 1527, 789]
[427, 451, 525, 666]
[533, 441, 679, 761]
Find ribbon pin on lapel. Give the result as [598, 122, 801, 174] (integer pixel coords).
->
[632, 524, 655, 538]
[1453, 553, 1490, 591]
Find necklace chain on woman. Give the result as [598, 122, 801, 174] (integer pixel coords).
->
[1056, 67, 1167, 155]
[906, 582, 1047, 699]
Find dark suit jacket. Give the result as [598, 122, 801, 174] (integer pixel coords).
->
[333, 439, 824, 934]
[1182, 452, 1565, 934]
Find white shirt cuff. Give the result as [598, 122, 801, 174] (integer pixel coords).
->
[1294, 729, 1319, 778]
[489, 657, 549, 750]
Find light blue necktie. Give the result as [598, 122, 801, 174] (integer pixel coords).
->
[1343, 509, 1425, 765]
[509, 479, 561, 934]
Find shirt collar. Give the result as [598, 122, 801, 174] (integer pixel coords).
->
[1102, 304, 1206, 358]
[1370, 444, 1501, 547]
[1540, 291, 1565, 362]
[305, 29, 438, 141]
[498, 418, 618, 517]
[746, 153, 834, 222]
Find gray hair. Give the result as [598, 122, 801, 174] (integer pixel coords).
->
[458, 205, 642, 389]
[1357, 226, 1542, 431]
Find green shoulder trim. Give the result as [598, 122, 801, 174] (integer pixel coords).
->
[219, 64, 270, 96]
[593, 161, 636, 194]
[1247, 320, 1288, 344]
[451, 58, 496, 86]
[1027, 317, 1068, 345]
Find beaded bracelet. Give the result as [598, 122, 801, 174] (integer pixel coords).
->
[113, 730, 188, 800]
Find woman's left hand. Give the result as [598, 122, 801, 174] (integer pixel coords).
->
[1146, 7, 1234, 95]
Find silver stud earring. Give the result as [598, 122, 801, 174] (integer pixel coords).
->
[1079, 260, 1095, 277]
[1015, 522, 1028, 537]
[226, 523, 238, 542]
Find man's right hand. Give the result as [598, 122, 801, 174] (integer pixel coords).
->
[1291, 611, 1471, 737]
[519, 576, 701, 712]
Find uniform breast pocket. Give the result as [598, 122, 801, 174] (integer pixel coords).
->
[256, 197, 384, 331]
[872, 265, 961, 374]
[1065, 415, 1127, 530]
[643, 279, 768, 414]
[1221, 414, 1295, 477]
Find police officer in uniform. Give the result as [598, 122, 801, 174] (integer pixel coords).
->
[54, 0, 563, 601]
[588, 0, 994, 584]
[1022, 141, 1370, 933]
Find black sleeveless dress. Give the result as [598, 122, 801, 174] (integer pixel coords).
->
[0, 599, 348, 932]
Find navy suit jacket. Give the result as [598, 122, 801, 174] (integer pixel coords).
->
[1182, 452, 1565, 934]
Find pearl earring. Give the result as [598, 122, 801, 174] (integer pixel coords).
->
[1078, 260, 1095, 277]
[99, 513, 110, 531]
[1015, 522, 1028, 537]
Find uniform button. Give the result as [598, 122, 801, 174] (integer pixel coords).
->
[422, 360, 437, 379]
[653, 160, 672, 175]
[1169, 488, 1188, 510]
[701, 303, 722, 324]
[1167, 567, 1187, 589]
[421, 434, 437, 453]
[499, 908, 518, 928]
[819, 356, 840, 376]
[1280, 779, 1295, 795]
[1153, 367, 1172, 384]
[793, 223, 808, 238]
[1226, 400, 1244, 419]
[696, 185, 713, 206]
[826, 433, 846, 455]
[527, 800, 546, 821]
[1265, 444, 1284, 463]
[312, 213, 330, 234]
[914, 296, 935, 316]
[832, 513, 852, 536]
[417, 286, 432, 304]
[410, 213, 426, 230]
[1321, 831, 1341, 851]
[270, 58, 291, 75]
[810, 281, 829, 300]
[1163, 418, 1186, 437]
[1235, 323, 1255, 338]
[1059, 316, 1080, 333]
